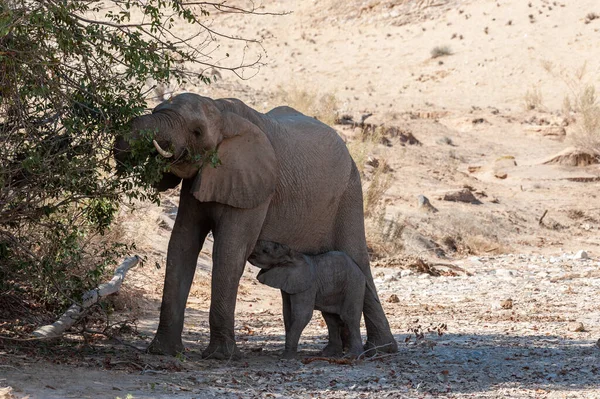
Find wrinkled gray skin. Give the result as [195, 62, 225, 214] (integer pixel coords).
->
[249, 241, 366, 359]
[114, 93, 396, 359]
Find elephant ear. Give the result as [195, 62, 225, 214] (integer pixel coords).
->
[192, 112, 278, 209]
[257, 261, 314, 294]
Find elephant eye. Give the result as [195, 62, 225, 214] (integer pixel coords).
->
[193, 127, 202, 136]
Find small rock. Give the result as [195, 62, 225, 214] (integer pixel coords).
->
[501, 298, 513, 309]
[384, 274, 397, 283]
[546, 373, 558, 381]
[495, 269, 514, 277]
[494, 172, 508, 179]
[400, 270, 414, 278]
[574, 250, 588, 259]
[569, 322, 585, 332]
[417, 194, 438, 213]
[524, 125, 566, 140]
[387, 294, 400, 303]
[439, 188, 481, 204]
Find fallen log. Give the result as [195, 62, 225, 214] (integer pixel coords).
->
[32, 255, 140, 338]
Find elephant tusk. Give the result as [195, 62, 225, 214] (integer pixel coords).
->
[153, 140, 173, 158]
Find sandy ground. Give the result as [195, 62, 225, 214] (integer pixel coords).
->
[3, 0, 600, 397]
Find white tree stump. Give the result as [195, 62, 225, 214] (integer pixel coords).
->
[32, 255, 140, 338]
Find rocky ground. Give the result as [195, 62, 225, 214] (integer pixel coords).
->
[2, 236, 600, 398]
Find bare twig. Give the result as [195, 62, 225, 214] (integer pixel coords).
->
[356, 342, 397, 360]
[82, 329, 145, 352]
[538, 209, 548, 225]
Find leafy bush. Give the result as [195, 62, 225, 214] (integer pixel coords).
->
[0, 0, 263, 317]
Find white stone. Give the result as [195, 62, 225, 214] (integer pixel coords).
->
[400, 270, 414, 278]
[495, 269, 514, 277]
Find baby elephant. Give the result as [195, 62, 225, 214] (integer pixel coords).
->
[248, 240, 366, 359]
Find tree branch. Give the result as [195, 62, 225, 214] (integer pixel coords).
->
[32, 256, 140, 338]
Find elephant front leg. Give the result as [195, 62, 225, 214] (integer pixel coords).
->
[202, 204, 269, 360]
[148, 215, 209, 355]
[282, 303, 313, 359]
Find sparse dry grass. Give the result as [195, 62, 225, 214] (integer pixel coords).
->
[400, 209, 511, 256]
[366, 210, 405, 258]
[345, 129, 398, 257]
[364, 160, 393, 218]
[524, 86, 544, 110]
[572, 104, 600, 155]
[545, 62, 600, 155]
[346, 125, 385, 176]
[430, 45, 452, 59]
[434, 211, 510, 255]
[272, 86, 339, 126]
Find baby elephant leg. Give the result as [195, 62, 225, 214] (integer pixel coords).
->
[282, 292, 313, 359]
[321, 312, 344, 357]
[340, 285, 366, 357]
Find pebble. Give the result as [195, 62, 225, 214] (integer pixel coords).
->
[400, 270, 414, 278]
[574, 250, 588, 260]
[495, 269, 514, 277]
[568, 322, 585, 332]
[387, 294, 400, 303]
[501, 298, 513, 309]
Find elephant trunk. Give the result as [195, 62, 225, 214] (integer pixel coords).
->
[114, 113, 174, 169]
[113, 112, 183, 191]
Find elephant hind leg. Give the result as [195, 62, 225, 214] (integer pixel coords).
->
[333, 164, 397, 354]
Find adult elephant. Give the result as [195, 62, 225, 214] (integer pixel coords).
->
[114, 93, 397, 359]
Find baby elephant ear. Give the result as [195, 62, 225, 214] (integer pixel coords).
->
[257, 261, 313, 294]
[193, 112, 278, 209]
